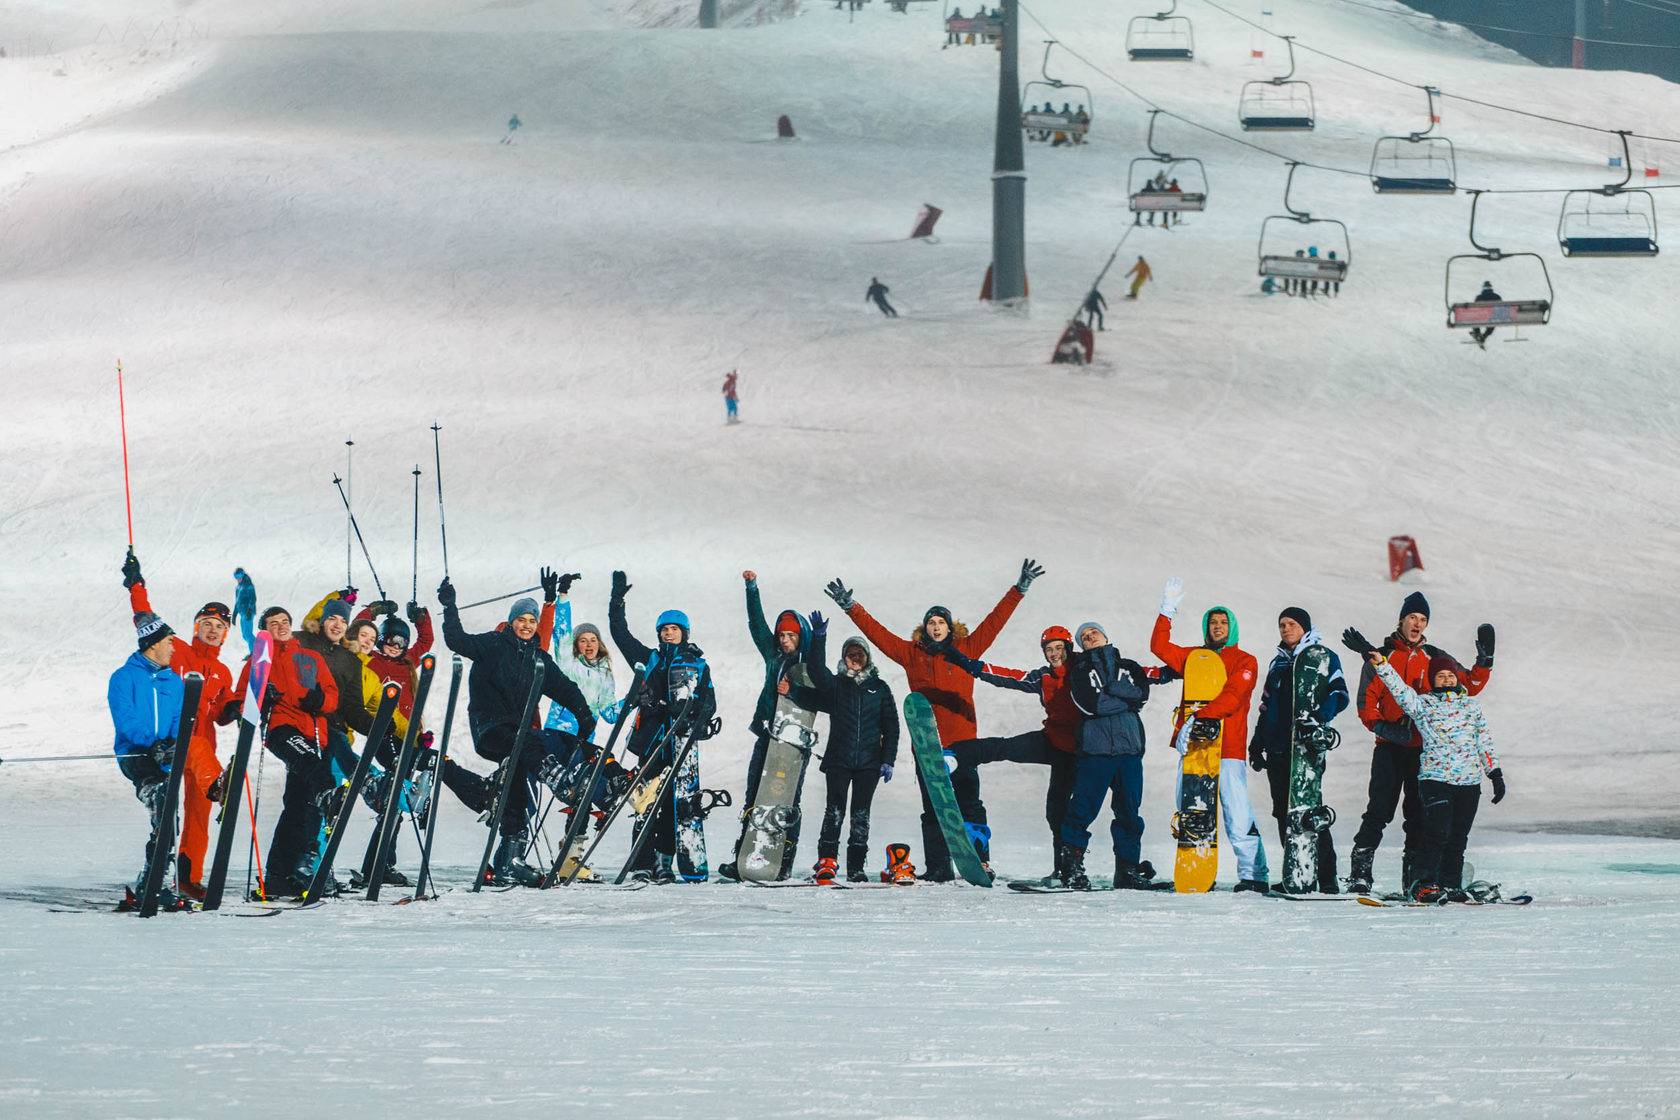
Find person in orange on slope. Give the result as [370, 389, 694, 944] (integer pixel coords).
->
[822, 558, 1043, 880]
[1125, 255, 1153, 300]
[1150, 577, 1268, 893]
[121, 549, 236, 900]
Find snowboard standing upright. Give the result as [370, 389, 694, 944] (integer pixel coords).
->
[738, 693, 817, 882]
[203, 633, 273, 911]
[1283, 643, 1338, 894]
[136, 673, 204, 917]
[1173, 650, 1226, 893]
[902, 692, 992, 887]
[672, 738, 709, 882]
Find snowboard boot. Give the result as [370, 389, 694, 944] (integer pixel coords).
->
[846, 844, 869, 883]
[1401, 851, 1419, 897]
[1049, 836, 1065, 885]
[881, 843, 917, 885]
[1347, 847, 1375, 895]
[1233, 879, 1269, 894]
[652, 854, 677, 885]
[1114, 859, 1153, 891]
[1059, 845, 1090, 891]
[1410, 881, 1446, 904]
[813, 857, 838, 885]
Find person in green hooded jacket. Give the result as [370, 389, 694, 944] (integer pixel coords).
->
[1151, 578, 1268, 892]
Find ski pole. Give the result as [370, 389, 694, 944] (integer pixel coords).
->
[116, 359, 134, 547]
[457, 585, 541, 611]
[431, 422, 450, 580]
[345, 440, 355, 585]
[411, 464, 421, 604]
[0, 753, 109, 765]
[331, 473, 387, 599]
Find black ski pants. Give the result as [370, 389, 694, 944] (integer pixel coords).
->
[871, 294, 898, 318]
[1264, 750, 1339, 891]
[949, 730, 1077, 859]
[474, 724, 583, 838]
[117, 753, 169, 885]
[264, 725, 332, 881]
[1352, 741, 1421, 858]
[1415, 779, 1480, 890]
[817, 766, 881, 867]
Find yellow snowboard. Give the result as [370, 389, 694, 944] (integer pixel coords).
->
[1173, 649, 1226, 893]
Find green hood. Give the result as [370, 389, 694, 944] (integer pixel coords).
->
[1202, 605, 1238, 649]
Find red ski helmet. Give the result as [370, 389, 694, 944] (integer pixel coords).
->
[1040, 626, 1073, 648]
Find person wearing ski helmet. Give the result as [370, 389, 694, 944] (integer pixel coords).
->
[608, 570, 720, 883]
[823, 559, 1038, 880]
[233, 604, 339, 898]
[939, 624, 1085, 879]
[108, 607, 188, 907]
[1345, 629, 1505, 901]
[1348, 591, 1495, 894]
[716, 571, 822, 882]
[1251, 607, 1350, 893]
[438, 577, 602, 886]
[120, 549, 238, 900]
[1151, 579, 1267, 892]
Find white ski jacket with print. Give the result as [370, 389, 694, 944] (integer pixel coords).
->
[1372, 660, 1500, 786]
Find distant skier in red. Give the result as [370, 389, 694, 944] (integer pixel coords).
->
[722, 369, 740, 425]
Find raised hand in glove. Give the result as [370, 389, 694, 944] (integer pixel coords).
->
[808, 610, 828, 638]
[1159, 577, 1185, 619]
[611, 570, 632, 600]
[1488, 768, 1507, 804]
[436, 579, 457, 609]
[122, 548, 144, 589]
[823, 578, 854, 611]
[1016, 558, 1045, 594]
[1342, 627, 1379, 660]
[541, 566, 560, 603]
[406, 600, 424, 622]
[369, 599, 398, 617]
[1475, 623, 1496, 669]
[340, 586, 359, 606]
[557, 571, 581, 595]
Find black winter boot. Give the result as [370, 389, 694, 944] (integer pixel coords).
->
[1348, 847, 1375, 895]
[1059, 845, 1090, 891]
[846, 844, 868, 883]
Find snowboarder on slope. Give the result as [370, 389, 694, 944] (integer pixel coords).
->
[866, 277, 898, 318]
[1125, 256, 1152, 299]
[1082, 288, 1107, 331]
[108, 610, 189, 908]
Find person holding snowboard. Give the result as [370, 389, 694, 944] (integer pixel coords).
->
[1125, 255, 1152, 300]
[792, 632, 900, 883]
[1151, 580, 1267, 892]
[1348, 591, 1494, 894]
[1251, 607, 1349, 893]
[939, 625, 1083, 882]
[866, 277, 898, 318]
[1344, 629, 1505, 902]
[232, 567, 257, 651]
[234, 605, 338, 898]
[717, 571, 820, 882]
[439, 579, 607, 886]
[608, 570, 720, 883]
[121, 550, 236, 900]
[822, 559, 1039, 880]
[108, 610, 189, 909]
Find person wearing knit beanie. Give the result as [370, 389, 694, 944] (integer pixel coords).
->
[135, 611, 174, 657]
[1398, 591, 1430, 623]
[508, 598, 540, 624]
[1278, 606, 1312, 634]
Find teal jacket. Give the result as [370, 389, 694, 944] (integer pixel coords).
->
[745, 580, 816, 736]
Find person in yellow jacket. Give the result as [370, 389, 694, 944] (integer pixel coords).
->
[1125, 255, 1153, 300]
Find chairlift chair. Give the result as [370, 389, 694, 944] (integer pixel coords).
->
[1127, 0, 1194, 61]
[1021, 41, 1092, 141]
[1445, 191, 1553, 330]
[1128, 109, 1207, 214]
[1257, 164, 1349, 283]
[1558, 131, 1659, 257]
[1371, 87, 1456, 194]
[1239, 37, 1314, 131]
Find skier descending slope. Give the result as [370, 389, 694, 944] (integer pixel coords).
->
[107, 610, 189, 908]
[608, 570, 719, 883]
[438, 579, 603, 886]
[121, 550, 236, 900]
[233, 605, 338, 899]
[1349, 592, 1495, 894]
[940, 626, 1082, 882]
[718, 571, 820, 881]
[824, 559, 1037, 879]
[1151, 580, 1267, 892]
[1344, 629, 1507, 902]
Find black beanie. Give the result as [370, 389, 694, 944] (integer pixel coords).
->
[923, 605, 953, 629]
[1278, 606, 1312, 633]
[1398, 591, 1430, 622]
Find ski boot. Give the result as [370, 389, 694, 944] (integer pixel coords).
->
[1058, 844, 1090, 891]
[1347, 847, 1375, 895]
[813, 857, 838, 884]
[653, 854, 677, 885]
[361, 768, 392, 812]
[881, 842, 917, 885]
[487, 829, 531, 886]
[317, 780, 351, 828]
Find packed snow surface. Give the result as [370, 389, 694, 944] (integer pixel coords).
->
[2, 0, 1678, 1115]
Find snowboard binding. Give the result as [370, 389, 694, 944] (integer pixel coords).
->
[1170, 808, 1217, 841]
[1288, 805, 1337, 834]
[1187, 716, 1221, 743]
[684, 788, 733, 820]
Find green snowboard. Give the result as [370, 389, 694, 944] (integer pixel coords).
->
[902, 692, 992, 887]
[1283, 643, 1339, 894]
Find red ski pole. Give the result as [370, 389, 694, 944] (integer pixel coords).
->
[116, 359, 135, 547]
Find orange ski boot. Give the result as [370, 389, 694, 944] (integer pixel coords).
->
[880, 843, 917, 885]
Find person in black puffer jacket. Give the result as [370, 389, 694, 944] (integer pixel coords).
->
[794, 634, 899, 882]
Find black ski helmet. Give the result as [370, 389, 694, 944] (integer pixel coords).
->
[379, 615, 411, 649]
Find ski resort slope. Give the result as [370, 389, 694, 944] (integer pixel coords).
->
[2, 1, 1680, 1115]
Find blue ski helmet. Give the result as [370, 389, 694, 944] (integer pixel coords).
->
[656, 609, 691, 639]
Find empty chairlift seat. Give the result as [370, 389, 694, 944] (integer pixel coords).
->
[1371, 136, 1456, 194]
[1557, 189, 1659, 257]
[1127, 3, 1194, 61]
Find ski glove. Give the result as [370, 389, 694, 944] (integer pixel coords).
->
[823, 578, 854, 611]
[942, 750, 959, 774]
[300, 683, 326, 715]
[1248, 744, 1266, 772]
[340, 586, 359, 606]
[406, 600, 423, 623]
[603, 699, 625, 724]
[148, 738, 176, 769]
[879, 763, 893, 783]
[557, 571, 581, 595]
[1488, 768, 1506, 804]
[541, 566, 559, 603]
[370, 599, 398, 618]
[809, 610, 828, 638]
[418, 730, 434, 750]
[940, 647, 983, 677]
[1341, 628, 1378, 659]
[207, 770, 227, 804]
[122, 548, 144, 589]
[1172, 720, 1194, 757]
[611, 570, 632, 600]
[1016, 558, 1045, 594]
[1160, 577, 1185, 619]
[1475, 623, 1496, 669]
[436, 578, 457, 608]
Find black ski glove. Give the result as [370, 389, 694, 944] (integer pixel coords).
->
[148, 738, 176, 769]
[370, 599, 398, 618]
[207, 770, 227, 804]
[1488, 768, 1506, 804]
[1248, 744, 1267, 772]
[1016, 557, 1045, 594]
[436, 578, 456, 609]
[940, 647, 982, 676]
[1475, 623, 1496, 669]
[557, 571, 581, 595]
[540, 566, 559, 603]
[300, 683, 326, 715]
[122, 548, 144, 589]
[611, 570, 632, 600]
[1342, 628, 1378, 659]
[823, 578, 854, 611]
[1151, 664, 1180, 685]
[406, 600, 423, 623]
[263, 683, 282, 712]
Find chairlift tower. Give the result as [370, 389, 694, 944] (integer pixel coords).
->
[991, 0, 1027, 302]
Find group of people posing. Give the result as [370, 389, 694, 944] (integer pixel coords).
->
[107, 549, 1507, 904]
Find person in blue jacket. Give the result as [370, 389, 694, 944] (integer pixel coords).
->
[1251, 607, 1350, 893]
[232, 568, 257, 651]
[108, 611, 186, 897]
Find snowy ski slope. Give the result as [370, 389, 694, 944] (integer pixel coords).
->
[2, 1, 1679, 1115]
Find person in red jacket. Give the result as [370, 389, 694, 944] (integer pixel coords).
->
[1348, 590, 1495, 894]
[1151, 578, 1267, 892]
[235, 604, 337, 898]
[823, 559, 1041, 880]
[939, 625, 1081, 879]
[120, 550, 236, 899]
